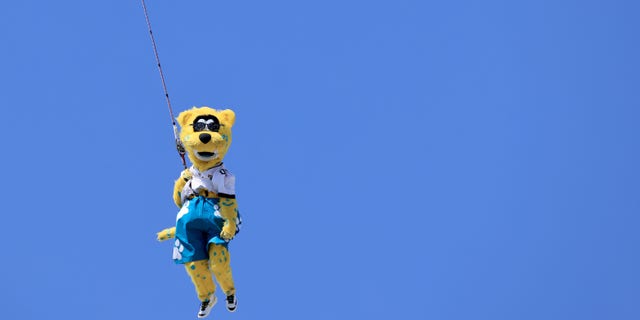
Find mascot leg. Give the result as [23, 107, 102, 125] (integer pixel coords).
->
[185, 260, 216, 301]
[208, 244, 235, 296]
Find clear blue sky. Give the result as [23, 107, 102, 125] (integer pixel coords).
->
[1, 1, 639, 319]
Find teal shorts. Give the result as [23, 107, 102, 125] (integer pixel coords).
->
[173, 196, 228, 264]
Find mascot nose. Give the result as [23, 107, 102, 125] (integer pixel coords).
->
[199, 133, 212, 144]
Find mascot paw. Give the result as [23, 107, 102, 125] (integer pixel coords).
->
[220, 224, 236, 240]
[157, 227, 176, 242]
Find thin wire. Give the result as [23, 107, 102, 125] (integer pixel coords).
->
[141, 0, 175, 125]
[141, 0, 187, 169]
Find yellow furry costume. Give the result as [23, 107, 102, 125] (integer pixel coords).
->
[157, 107, 240, 315]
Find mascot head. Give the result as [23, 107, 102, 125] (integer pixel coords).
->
[177, 107, 235, 170]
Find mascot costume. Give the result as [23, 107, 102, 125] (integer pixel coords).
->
[157, 107, 242, 318]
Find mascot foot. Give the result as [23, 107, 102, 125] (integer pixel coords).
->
[226, 294, 237, 312]
[198, 294, 217, 318]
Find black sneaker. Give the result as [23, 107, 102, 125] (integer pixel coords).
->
[198, 295, 217, 318]
[226, 294, 238, 312]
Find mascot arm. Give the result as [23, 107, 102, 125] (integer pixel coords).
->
[173, 169, 192, 208]
[157, 170, 191, 242]
[219, 197, 238, 240]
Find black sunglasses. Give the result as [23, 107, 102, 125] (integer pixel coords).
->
[192, 121, 220, 132]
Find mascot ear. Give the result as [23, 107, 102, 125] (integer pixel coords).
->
[177, 108, 196, 127]
[219, 109, 236, 127]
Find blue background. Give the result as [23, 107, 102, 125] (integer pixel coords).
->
[1, 1, 639, 319]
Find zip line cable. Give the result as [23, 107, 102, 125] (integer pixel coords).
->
[141, 0, 187, 169]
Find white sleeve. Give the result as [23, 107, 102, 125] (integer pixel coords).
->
[213, 168, 236, 198]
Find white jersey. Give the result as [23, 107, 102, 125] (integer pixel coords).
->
[181, 164, 236, 203]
